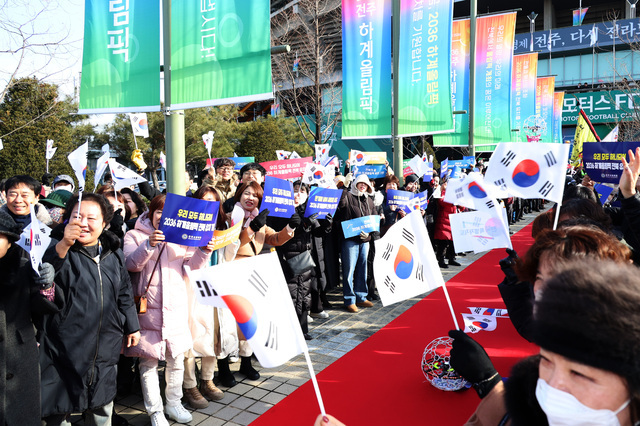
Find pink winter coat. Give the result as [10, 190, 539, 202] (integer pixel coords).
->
[123, 212, 211, 360]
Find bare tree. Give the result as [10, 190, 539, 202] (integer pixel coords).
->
[271, 0, 342, 147]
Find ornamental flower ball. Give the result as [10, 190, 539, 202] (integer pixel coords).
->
[421, 336, 469, 392]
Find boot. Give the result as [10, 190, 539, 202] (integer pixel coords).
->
[216, 356, 237, 388]
[200, 379, 224, 401]
[183, 386, 208, 409]
[239, 356, 260, 380]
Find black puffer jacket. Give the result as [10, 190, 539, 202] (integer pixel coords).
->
[336, 187, 376, 242]
[40, 229, 139, 417]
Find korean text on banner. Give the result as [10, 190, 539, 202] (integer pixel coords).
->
[374, 210, 444, 307]
[583, 142, 640, 184]
[260, 176, 295, 218]
[185, 252, 307, 368]
[434, 19, 470, 147]
[79, 0, 161, 113]
[262, 157, 312, 180]
[397, 0, 454, 136]
[553, 92, 565, 143]
[341, 215, 381, 239]
[210, 222, 242, 251]
[450, 210, 511, 254]
[159, 193, 219, 247]
[170, 1, 272, 109]
[511, 53, 538, 142]
[386, 189, 415, 207]
[305, 187, 341, 219]
[473, 12, 517, 150]
[535, 76, 556, 142]
[352, 164, 387, 179]
[342, 0, 392, 139]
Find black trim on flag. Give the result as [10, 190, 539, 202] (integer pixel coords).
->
[249, 271, 268, 297]
[501, 151, 516, 167]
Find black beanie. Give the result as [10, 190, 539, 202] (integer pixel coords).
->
[0, 210, 22, 242]
[405, 174, 419, 185]
[532, 259, 640, 392]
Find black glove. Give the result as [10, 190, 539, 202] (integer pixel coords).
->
[288, 212, 302, 229]
[34, 262, 55, 290]
[448, 329, 501, 399]
[499, 248, 519, 284]
[109, 209, 125, 238]
[321, 213, 334, 229]
[249, 209, 269, 232]
[304, 213, 321, 229]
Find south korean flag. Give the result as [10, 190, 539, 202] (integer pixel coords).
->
[302, 162, 334, 188]
[374, 210, 444, 307]
[443, 172, 502, 213]
[484, 142, 570, 203]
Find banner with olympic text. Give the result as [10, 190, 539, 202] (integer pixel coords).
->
[583, 141, 640, 183]
[260, 176, 295, 218]
[262, 157, 312, 180]
[535, 76, 555, 142]
[553, 92, 565, 143]
[210, 222, 242, 251]
[159, 193, 219, 247]
[341, 215, 381, 238]
[511, 53, 538, 142]
[304, 187, 341, 219]
[342, 0, 392, 138]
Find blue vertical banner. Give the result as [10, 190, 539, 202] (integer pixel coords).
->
[342, 0, 392, 139]
[397, 0, 454, 136]
[305, 187, 342, 219]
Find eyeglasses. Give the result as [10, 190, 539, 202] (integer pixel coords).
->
[218, 167, 234, 172]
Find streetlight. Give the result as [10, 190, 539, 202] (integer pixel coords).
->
[528, 12, 538, 52]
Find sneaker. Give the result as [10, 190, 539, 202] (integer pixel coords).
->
[310, 311, 329, 319]
[200, 379, 224, 401]
[307, 315, 314, 323]
[165, 404, 192, 424]
[150, 411, 169, 426]
[356, 300, 374, 308]
[183, 386, 208, 409]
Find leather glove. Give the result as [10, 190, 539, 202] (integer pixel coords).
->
[304, 213, 321, 229]
[34, 262, 55, 290]
[499, 248, 519, 284]
[321, 213, 334, 229]
[131, 149, 147, 172]
[448, 330, 501, 399]
[288, 211, 302, 229]
[249, 209, 269, 232]
[359, 231, 369, 241]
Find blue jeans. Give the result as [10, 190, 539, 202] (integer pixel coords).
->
[341, 239, 369, 306]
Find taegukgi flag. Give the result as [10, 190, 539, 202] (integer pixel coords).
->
[302, 163, 335, 188]
[444, 172, 503, 214]
[17, 206, 52, 274]
[202, 131, 215, 158]
[450, 209, 512, 254]
[67, 141, 88, 192]
[46, 139, 56, 160]
[108, 158, 148, 190]
[159, 151, 167, 169]
[129, 113, 149, 138]
[484, 142, 570, 203]
[94, 148, 111, 191]
[276, 150, 291, 161]
[185, 252, 308, 368]
[315, 144, 330, 164]
[374, 210, 444, 307]
[349, 150, 368, 167]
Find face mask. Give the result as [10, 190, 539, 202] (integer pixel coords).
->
[56, 184, 73, 192]
[536, 378, 630, 426]
[295, 192, 307, 205]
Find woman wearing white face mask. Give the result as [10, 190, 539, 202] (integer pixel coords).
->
[449, 259, 640, 426]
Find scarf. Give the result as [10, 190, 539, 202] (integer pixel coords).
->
[236, 202, 259, 228]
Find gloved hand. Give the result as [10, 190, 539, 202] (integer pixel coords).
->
[322, 213, 334, 228]
[288, 212, 302, 229]
[304, 213, 321, 229]
[34, 262, 55, 290]
[499, 248, 519, 284]
[359, 231, 369, 241]
[448, 330, 501, 398]
[249, 209, 269, 232]
[131, 149, 147, 172]
[109, 209, 125, 238]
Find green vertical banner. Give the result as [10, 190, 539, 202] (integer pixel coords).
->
[397, 0, 454, 136]
[79, 0, 161, 113]
[433, 19, 470, 147]
[170, 1, 272, 109]
[473, 12, 517, 149]
[535, 76, 555, 142]
[553, 91, 565, 143]
[342, 0, 392, 139]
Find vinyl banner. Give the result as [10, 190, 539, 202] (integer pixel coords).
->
[433, 19, 470, 147]
[473, 12, 517, 149]
[304, 187, 342, 219]
[511, 53, 538, 142]
[352, 164, 387, 179]
[170, 0, 272, 110]
[159, 193, 219, 247]
[397, 0, 454, 136]
[342, 0, 392, 139]
[79, 0, 161, 113]
[341, 215, 381, 238]
[262, 157, 312, 180]
[535, 76, 555, 142]
[583, 141, 640, 183]
[260, 176, 295, 218]
[553, 92, 565, 143]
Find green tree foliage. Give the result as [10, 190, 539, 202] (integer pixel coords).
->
[0, 77, 91, 185]
[236, 117, 313, 162]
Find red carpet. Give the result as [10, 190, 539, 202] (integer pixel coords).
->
[252, 224, 538, 425]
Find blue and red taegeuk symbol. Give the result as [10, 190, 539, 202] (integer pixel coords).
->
[355, 153, 365, 162]
[511, 160, 540, 188]
[394, 245, 414, 279]
[484, 217, 502, 237]
[472, 321, 490, 329]
[313, 170, 324, 180]
[467, 182, 487, 199]
[221, 295, 258, 339]
[139, 118, 148, 130]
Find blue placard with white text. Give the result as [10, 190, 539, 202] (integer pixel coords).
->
[341, 215, 381, 238]
[305, 187, 341, 219]
[260, 176, 295, 218]
[159, 193, 219, 246]
[583, 142, 640, 183]
[352, 164, 387, 179]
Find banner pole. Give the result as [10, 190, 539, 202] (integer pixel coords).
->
[468, 0, 477, 156]
[392, 0, 403, 186]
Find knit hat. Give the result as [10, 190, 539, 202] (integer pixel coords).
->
[0, 210, 22, 242]
[405, 174, 420, 185]
[351, 174, 373, 194]
[532, 259, 640, 392]
[40, 189, 73, 209]
[52, 174, 75, 192]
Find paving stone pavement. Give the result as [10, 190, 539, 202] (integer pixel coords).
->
[71, 209, 539, 425]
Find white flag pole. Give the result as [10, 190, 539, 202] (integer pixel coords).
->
[76, 191, 83, 220]
[552, 201, 562, 230]
[441, 284, 461, 330]
[133, 134, 139, 150]
[302, 349, 327, 418]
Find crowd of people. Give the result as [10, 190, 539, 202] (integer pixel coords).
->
[1, 148, 639, 425]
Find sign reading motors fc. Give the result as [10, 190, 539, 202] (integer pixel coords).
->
[562, 90, 640, 124]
